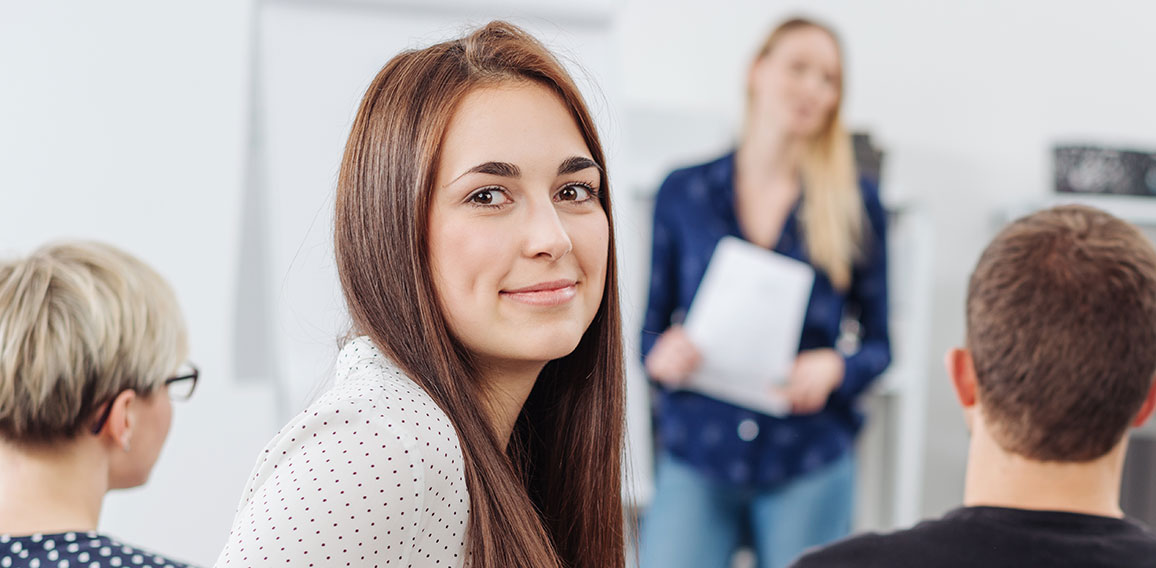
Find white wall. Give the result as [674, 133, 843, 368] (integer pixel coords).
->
[616, 0, 1156, 517]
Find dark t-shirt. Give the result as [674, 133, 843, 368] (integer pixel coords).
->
[792, 506, 1156, 568]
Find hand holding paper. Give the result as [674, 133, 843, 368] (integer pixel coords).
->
[644, 325, 701, 388]
[681, 236, 816, 417]
[778, 348, 845, 414]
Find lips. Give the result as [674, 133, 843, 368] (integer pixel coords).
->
[500, 279, 578, 306]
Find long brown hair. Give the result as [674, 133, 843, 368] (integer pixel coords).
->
[751, 17, 864, 290]
[333, 21, 625, 568]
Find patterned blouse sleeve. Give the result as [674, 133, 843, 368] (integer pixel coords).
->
[834, 179, 893, 401]
[641, 173, 683, 363]
[215, 395, 455, 567]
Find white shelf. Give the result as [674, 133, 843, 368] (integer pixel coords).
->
[1004, 194, 1156, 227]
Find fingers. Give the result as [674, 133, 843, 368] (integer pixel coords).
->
[782, 372, 827, 415]
[784, 349, 843, 414]
[645, 326, 702, 387]
[792, 387, 826, 414]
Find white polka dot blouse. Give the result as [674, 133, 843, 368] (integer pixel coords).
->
[215, 337, 470, 567]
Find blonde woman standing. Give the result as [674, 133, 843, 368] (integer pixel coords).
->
[640, 18, 891, 568]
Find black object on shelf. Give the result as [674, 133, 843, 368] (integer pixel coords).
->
[1054, 145, 1156, 197]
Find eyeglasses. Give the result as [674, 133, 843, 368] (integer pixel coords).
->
[165, 363, 199, 401]
[90, 363, 199, 435]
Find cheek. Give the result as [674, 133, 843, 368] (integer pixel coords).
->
[821, 88, 840, 113]
[428, 214, 510, 316]
[571, 212, 610, 291]
[750, 63, 778, 104]
[148, 395, 174, 445]
[768, 74, 802, 111]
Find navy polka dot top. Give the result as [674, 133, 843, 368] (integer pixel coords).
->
[642, 151, 892, 486]
[0, 531, 193, 568]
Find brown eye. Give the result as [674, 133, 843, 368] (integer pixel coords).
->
[470, 189, 494, 204]
[556, 183, 595, 203]
[467, 187, 511, 207]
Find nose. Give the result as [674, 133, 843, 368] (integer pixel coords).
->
[523, 199, 573, 261]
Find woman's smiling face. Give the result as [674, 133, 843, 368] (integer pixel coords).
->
[428, 81, 609, 372]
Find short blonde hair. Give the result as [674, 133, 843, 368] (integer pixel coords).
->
[0, 241, 187, 444]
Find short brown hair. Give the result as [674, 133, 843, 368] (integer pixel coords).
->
[967, 205, 1156, 462]
[0, 241, 187, 444]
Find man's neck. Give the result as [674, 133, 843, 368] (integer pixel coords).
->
[963, 417, 1127, 518]
[0, 439, 108, 535]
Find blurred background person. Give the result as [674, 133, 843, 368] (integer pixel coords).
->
[0, 241, 199, 568]
[638, 17, 890, 568]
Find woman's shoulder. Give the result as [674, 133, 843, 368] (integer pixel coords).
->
[856, 175, 882, 204]
[326, 336, 454, 426]
[220, 337, 470, 566]
[237, 336, 465, 506]
[0, 532, 194, 568]
[263, 336, 463, 475]
[855, 176, 887, 229]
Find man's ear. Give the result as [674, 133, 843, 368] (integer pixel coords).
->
[945, 347, 978, 409]
[101, 389, 137, 452]
[1132, 376, 1156, 428]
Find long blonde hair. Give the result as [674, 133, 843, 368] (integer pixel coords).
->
[753, 17, 864, 290]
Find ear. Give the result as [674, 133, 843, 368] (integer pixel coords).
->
[101, 389, 137, 452]
[945, 347, 978, 409]
[1132, 376, 1156, 428]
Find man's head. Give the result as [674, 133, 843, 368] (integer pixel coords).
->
[950, 205, 1156, 462]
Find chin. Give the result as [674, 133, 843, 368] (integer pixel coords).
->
[789, 123, 824, 140]
[109, 472, 151, 490]
[110, 458, 160, 490]
[520, 330, 586, 362]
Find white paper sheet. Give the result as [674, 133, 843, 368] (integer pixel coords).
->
[682, 236, 816, 416]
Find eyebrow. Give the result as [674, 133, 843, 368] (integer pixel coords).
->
[557, 156, 602, 176]
[465, 161, 521, 178]
[449, 156, 602, 185]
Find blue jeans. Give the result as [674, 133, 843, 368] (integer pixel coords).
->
[638, 452, 855, 568]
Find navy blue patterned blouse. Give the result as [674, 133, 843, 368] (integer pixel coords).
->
[642, 151, 891, 487]
[0, 531, 193, 568]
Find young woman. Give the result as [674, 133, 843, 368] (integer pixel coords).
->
[0, 241, 197, 568]
[216, 22, 626, 568]
[639, 17, 891, 568]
